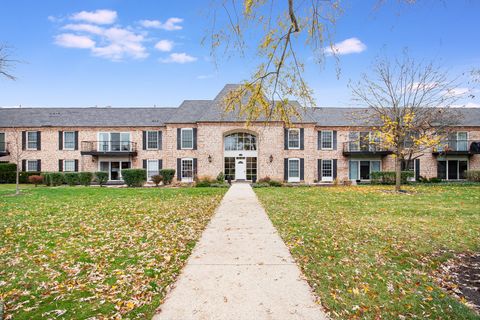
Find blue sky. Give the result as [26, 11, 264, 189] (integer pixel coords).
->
[0, 0, 479, 108]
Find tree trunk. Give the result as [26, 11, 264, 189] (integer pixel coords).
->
[15, 166, 20, 195]
[395, 156, 402, 192]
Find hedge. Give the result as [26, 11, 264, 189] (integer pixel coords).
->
[465, 170, 480, 182]
[0, 171, 42, 184]
[370, 171, 414, 185]
[95, 171, 109, 186]
[78, 172, 93, 186]
[42, 172, 64, 186]
[64, 173, 79, 186]
[121, 169, 146, 187]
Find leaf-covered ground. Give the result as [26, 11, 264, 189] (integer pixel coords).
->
[0, 184, 226, 319]
[255, 185, 480, 319]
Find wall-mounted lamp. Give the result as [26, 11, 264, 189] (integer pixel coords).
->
[208, 155, 212, 163]
[269, 155, 273, 163]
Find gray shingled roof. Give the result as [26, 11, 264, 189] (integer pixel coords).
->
[1, 85, 480, 127]
[0, 107, 176, 127]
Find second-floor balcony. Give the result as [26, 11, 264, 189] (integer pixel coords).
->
[80, 141, 138, 157]
[343, 140, 393, 156]
[0, 142, 9, 157]
[432, 140, 480, 156]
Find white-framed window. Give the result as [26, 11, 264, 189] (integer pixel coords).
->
[456, 132, 468, 151]
[27, 131, 38, 150]
[0, 132, 5, 151]
[288, 158, 300, 182]
[147, 159, 159, 180]
[147, 131, 159, 150]
[349, 160, 381, 180]
[321, 130, 333, 150]
[288, 129, 300, 149]
[98, 132, 131, 151]
[63, 159, 76, 172]
[181, 158, 194, 182]
[26, 160, 38, 172]
[181, 128, 194, 149]
[63, 131, 75, 150]
[322, 159, 333, 181]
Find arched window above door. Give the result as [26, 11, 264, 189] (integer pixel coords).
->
[224, 132, 257, 151]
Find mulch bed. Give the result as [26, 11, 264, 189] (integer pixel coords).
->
[435, 252, 480, 313]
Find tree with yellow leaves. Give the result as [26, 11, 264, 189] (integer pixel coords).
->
[351, 55, 465, 191]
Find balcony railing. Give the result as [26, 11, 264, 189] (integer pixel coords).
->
[343, 140, 392, 156]
[0, 142, 8, 156]
[80, 141, 138, 156]
[432, 140, 480, 155]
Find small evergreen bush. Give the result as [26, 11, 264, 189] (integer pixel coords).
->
[64, 172, 79, 186]
[159, 169, 175, 185]
[216, 172, 225, 182]
[95, 171, 109, 186]
[121, 169, 146, 187]
[78, 172, 93, 186]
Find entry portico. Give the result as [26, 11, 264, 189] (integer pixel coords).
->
[223, 131, 258, 181]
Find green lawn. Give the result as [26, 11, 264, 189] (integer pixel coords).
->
[255, 185, 480, 319]
[0, 184, 226, 319]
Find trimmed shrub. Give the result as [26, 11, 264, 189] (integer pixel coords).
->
[122, 169, 146, 187]
[28, 175, 43, 187]
[64, 173, 79, 186]
[370, 171, 414, 185]
[465, 170, 480, 182]
[252, 182, 270, 188]
[268, 180, 283, 187]
[78, 172, 93, 186]
[160, 169, 175, 185]
[43, 172, 64, 186]
[0, 163, 17, 173]
[95, 171, 109, 186]
[151, 174, 163, 186]
[216, 172, 225, 182]
[429, 177, 442, 183]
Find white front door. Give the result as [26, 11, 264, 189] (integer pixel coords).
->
[235, 157, 247, 180]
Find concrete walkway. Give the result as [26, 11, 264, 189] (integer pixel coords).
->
[153, 183, 327, 320]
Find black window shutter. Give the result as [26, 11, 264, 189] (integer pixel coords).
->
[318, 159, 322, 181]
[22, 131, 26, 150]
[193, 128, 197, 150]
[437, 161, 446, 179]
[284, 158, 288, 181]
[284, 128, 288, 150]
[193, 158, 198, 177]
[74, 159, 79, 172]
[158, 131, 162, 150]
[22, 159, 26, 172]
[143, 159, 147, 169]
[37, 131, 41, 150]
[59, 159, 63, 172]
[177, 129, 181, 150]
[37, 160, 41, 172]
[158, 159, 163, 170]
[333, 131, 337, 150]
[317, 131, 322, 150]
[333, 159, 338, 179]
[300, 158, 304, 181]
[74, 131, 79, 150]
[59, 131, 63, 150]
[300, 128, 304, 150]
[177, 158, 181, 180]
[142, 131, 147, 150]
[415, 159, 420, 181]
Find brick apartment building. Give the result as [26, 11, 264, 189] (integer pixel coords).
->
[1, 84, 479, 184]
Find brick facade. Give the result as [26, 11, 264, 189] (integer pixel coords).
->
[1, 123, 479, 183]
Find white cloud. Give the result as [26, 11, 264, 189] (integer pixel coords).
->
[160, 52, 197, 64]
[71, 9, 117, 25]
[325, 37, 367, 56]
[55, 33, 95, 49]
[139, 17, 183, 31]
[91, 27, 148, 60]
[155, 40, 174, 52]
[63, 23, 103, 35]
